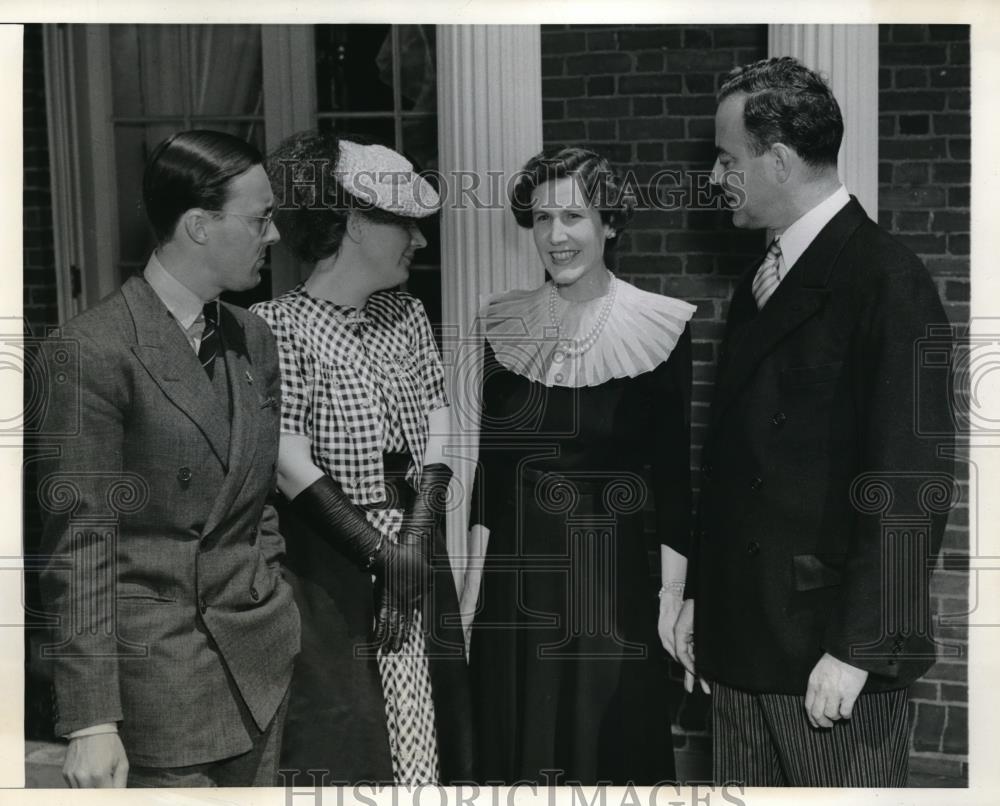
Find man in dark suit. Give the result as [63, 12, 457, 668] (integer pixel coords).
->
[39, 130, 300, 787]
[674, 58, 954, 786]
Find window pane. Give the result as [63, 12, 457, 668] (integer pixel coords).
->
[396, 25, 436, 113]
[110, 25, 185, 116]
[193, 120, 266, 152]
[315, 25, 394, 113]
[188, 26, 263, 117]
[317, 116, 395, 147]
[114, 123, 180, 271]
[401, 116, 438, 173]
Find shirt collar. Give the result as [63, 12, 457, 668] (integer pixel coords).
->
[143, 252, 214, 330]
[775, 185, 851, 274]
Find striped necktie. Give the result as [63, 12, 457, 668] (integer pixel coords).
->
[198, 301, 220, 378]
[752, 239, 783, 309]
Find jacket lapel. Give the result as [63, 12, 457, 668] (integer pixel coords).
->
[202, 307, 261, 537]
[123, 276, 231, 468]
[712, 198, 868, 423]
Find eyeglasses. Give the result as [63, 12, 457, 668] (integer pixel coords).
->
[203, 209, 275, 237]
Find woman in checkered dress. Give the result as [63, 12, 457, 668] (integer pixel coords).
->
[250, 133, 472, 785]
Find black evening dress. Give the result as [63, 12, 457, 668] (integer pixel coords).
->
[468, 278, 694, 785]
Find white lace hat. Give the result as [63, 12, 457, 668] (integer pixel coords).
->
[336, 140, 439, 218]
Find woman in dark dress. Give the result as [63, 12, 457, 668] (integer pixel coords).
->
[251, 133, 472, 785]
[466, 147, 695, 785]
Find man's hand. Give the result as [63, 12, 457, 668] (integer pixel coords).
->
[62, 733, 129, 788]
[805, 652, 869, 728]
[673, 598, 711, 694]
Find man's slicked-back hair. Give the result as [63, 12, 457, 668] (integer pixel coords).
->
[718, 56, 843, 168]
[142, 129, 263, 243]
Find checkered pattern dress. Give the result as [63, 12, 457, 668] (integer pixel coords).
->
[252, 286, 448, 783]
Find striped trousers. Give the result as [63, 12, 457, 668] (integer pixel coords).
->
[712, 682, 910, 787]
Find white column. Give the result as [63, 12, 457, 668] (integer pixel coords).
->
[769, 25, 879, 219]
[436, 25, 543, 582]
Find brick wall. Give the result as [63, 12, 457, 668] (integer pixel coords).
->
[878, 23, 969, 782]
[22, 23, 59, 739]
[541, 23, 969, 782]
[23, 24, 58, 337]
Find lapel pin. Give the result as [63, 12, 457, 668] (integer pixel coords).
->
[245, 370, 254, 384]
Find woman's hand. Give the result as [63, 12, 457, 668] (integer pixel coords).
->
[459, 524, 490, 648]
[658, 545, 688, 661]
[657, 588, 685, 660]
[377, 463, 453, 653]
[374, 538, 432, 653]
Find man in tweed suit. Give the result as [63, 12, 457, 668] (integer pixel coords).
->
[675, 58, 954, 786]
[39, 130, 300, 787]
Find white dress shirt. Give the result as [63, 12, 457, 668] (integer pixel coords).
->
[143, 252, 217, 353]
[772, 185, 851, 282]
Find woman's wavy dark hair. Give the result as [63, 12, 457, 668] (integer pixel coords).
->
[265, 131, 418, 264]
[510, 146, 636, 239]
[718, 56, 843, 168]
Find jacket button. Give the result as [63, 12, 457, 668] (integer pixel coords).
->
[250, 586, 259, 601]
[699, 528, 709, 540]
[750, 476, 764, 491]
[746, 541, 760, 556]
[199, 597, 208, 614]
[177, 467, 193, 484]
[771, 411, 787, 427]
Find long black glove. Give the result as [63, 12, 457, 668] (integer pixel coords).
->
[375, 463, 453, 652]
[293, 475, 431, 648]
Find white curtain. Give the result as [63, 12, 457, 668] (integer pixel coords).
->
[113, 24, 263, 139]
[190, 25, 264, 140]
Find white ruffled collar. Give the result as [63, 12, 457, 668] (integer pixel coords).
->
[481, 276, 696, 388]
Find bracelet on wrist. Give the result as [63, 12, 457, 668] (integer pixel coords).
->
[658, 581, 685, 599]
[363, 534, 386, 571]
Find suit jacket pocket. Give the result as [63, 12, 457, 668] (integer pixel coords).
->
[780, 361, 843, 389]
[116, 581, 178, 603]
[792, 553, 845, 592]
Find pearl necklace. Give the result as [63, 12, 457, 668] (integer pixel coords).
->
[547, 274, 618, 357]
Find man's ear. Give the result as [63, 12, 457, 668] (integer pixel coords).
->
[770, 143, 794, 184]
[181, 210, 212, 245]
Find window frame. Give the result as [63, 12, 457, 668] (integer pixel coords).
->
[45, 23, 441, 320]
[44, 24, 317, 319]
